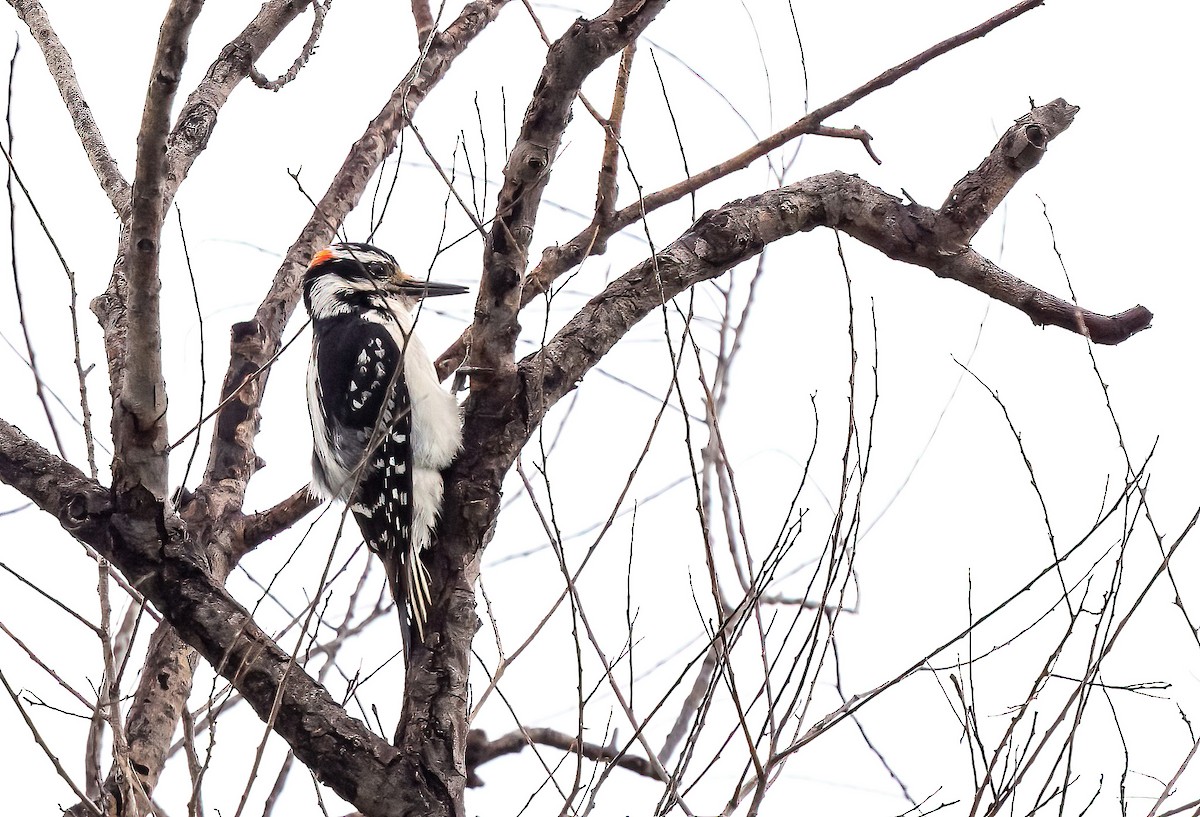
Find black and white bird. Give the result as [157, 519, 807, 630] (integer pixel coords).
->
[303, 242, 467, 645]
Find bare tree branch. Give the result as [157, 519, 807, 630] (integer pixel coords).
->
[239, 485, 322, 553]
[939, 99, 1079, 248]
[0, 661, 101, 814]
[248, 0, 328, 92]
[115, 0, 203, 498]
[400, 4, 671, 812]
[6, 0, 130, 214]
[411, 0, 434, 50]
[466, 727, 668, 786]
[483, 99, 1145, 490]
[524, 164, 1148, 427]
[594, 42, 635, 227]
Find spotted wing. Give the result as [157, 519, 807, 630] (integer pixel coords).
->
[313, 317, 415, 625]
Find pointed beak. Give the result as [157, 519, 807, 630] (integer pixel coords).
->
[391, 272, 469, 298]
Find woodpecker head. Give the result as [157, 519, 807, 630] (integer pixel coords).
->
[302, 242, 468, 319]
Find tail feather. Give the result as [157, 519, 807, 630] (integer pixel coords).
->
[406, 541, 432, 642]
[374, 537, 431, 651]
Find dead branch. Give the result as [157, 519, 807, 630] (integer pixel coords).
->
[939, 100, 1079, 248]
[239, 486, 322, 554]
[248, 0, 329, 92]
[465, 727, 668, 787]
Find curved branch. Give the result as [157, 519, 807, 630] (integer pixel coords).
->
[522, 169, 1149, 423]
[247, 0, 327, 92]
[164, 0, 315, 198]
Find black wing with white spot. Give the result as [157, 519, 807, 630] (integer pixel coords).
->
[312, 316, 416, 631]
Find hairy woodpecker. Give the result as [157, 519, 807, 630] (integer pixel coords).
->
[303, 242, 467, 645]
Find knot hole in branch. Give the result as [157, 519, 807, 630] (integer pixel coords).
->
[1006, 124, 1047, 169]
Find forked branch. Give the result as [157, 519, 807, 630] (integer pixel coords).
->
[435, 0, 1051, 377]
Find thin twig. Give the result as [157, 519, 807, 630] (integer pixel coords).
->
[174, 205, 207, 501]
[5, 40, 66, 459]
[470, 727, 667, 782]
[249, 0, 330, 91]
[411, 0, 434, 49]
[0, 664, 102, 815]
[594, 42, 635, 226]
[6, 0, 130, 210]
[97, 559, 149, 812]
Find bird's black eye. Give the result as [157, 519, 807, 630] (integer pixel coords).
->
[366, 261, 389, 279]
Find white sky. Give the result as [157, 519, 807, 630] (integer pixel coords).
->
[1, 2, 1198, 815]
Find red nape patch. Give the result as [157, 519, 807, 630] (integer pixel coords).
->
[309, 247, 335, 268]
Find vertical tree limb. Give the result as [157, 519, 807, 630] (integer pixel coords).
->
[403, 4, 670, 815]
[471, 0, 668, 380]
[115, 0, 203, 498]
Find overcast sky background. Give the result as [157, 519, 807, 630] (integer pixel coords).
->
[1, 2, 1197, 815]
